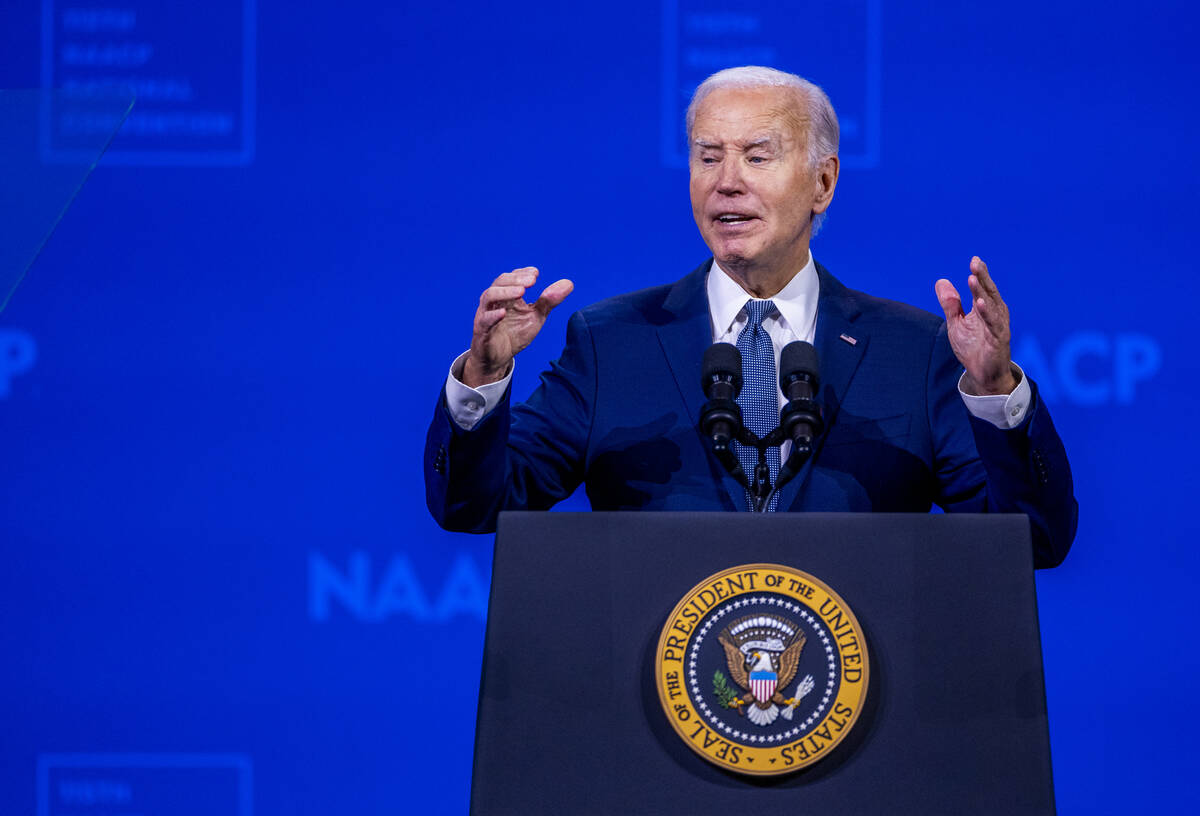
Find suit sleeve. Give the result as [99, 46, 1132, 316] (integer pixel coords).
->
[926, 322, 1078, 568]
[423, 310, 597, 533]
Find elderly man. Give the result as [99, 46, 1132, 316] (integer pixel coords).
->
[424, 66, 1076, 568]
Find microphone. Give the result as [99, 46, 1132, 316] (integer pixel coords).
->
[778, 340, 824, 465]
[758, 341, 824, 511]
[700, 343, 748, 486]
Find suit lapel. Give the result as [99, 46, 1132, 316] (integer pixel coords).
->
[656, 260, 745, 511]
[657, 262, 711, 429]
[778, 263, 869, 512]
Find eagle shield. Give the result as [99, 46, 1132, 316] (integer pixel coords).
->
[749, 669, 777, 704]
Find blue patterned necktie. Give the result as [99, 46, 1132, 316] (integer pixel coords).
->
[735, 299, 781, 511]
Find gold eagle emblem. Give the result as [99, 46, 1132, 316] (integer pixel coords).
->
[717, 614, 813, 726]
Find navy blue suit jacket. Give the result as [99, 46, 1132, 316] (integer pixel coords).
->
[425, 260, 1077, 567]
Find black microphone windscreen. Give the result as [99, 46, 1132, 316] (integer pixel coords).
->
[701, 343, 743, 392]
[780, 341, 820, 387]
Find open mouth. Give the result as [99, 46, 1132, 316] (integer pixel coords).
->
[715, 214, 756, 224]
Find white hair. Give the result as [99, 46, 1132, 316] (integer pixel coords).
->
[685, 66, 839, 235]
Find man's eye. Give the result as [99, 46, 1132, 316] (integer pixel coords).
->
[748, 156, 767, 164]
[702, 157, 718, 164]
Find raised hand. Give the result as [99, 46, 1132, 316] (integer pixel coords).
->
[462, 267, 574, 387]
[934, 256, 1018, 396]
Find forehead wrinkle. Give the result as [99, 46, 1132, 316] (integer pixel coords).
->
[766, 103, 810, 147]
[693, 108, 806, 154]
[691, 134, 784, 153]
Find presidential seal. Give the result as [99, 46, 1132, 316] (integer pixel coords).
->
[655, 563, 869, 776]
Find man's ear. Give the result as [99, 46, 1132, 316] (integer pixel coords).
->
[813, 155, 840, 214]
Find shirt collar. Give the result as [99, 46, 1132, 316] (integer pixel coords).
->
[706, 252, 819, 341]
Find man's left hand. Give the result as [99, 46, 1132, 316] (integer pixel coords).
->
[935, 256, 1018, 396]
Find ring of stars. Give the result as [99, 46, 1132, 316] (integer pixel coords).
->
[686, 594, 838, 744]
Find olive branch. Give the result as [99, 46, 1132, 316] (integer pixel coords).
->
[713, 670, 739, 708]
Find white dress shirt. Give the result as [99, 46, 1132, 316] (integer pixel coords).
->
[444, 254, 1031, 432]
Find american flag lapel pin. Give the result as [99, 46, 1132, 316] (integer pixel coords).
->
[839, 333, 858, 346]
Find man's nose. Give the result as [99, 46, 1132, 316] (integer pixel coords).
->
[716, 157, 745, 195]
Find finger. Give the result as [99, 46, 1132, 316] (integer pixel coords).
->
[967, 273, 986, 307]
[934, 278, 963, 322]
[964, 271, 1003, 314]
[972, 293, 1010, 335]
[533, 278, 575, 316]
[480, 284, 529, 308]
[492, 267, 539, 287]
[477, 306, 508, 330]
[970, 256, 1001, 297]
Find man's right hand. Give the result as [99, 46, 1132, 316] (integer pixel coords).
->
[462, 267, 574, 388]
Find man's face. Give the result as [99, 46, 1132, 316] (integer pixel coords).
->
[689, 86, 837, 280]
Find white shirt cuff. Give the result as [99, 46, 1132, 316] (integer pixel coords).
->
[444, 350, 513, 430]
[958, 362, 1031, 430]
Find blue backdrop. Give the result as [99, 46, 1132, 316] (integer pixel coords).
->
[2, 1, 1197, 813]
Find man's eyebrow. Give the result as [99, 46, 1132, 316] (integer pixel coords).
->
[691, 136, 778, 151]
[743, 137, 775, 149]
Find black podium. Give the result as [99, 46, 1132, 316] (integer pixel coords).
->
[471, 512, 1055, 815]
